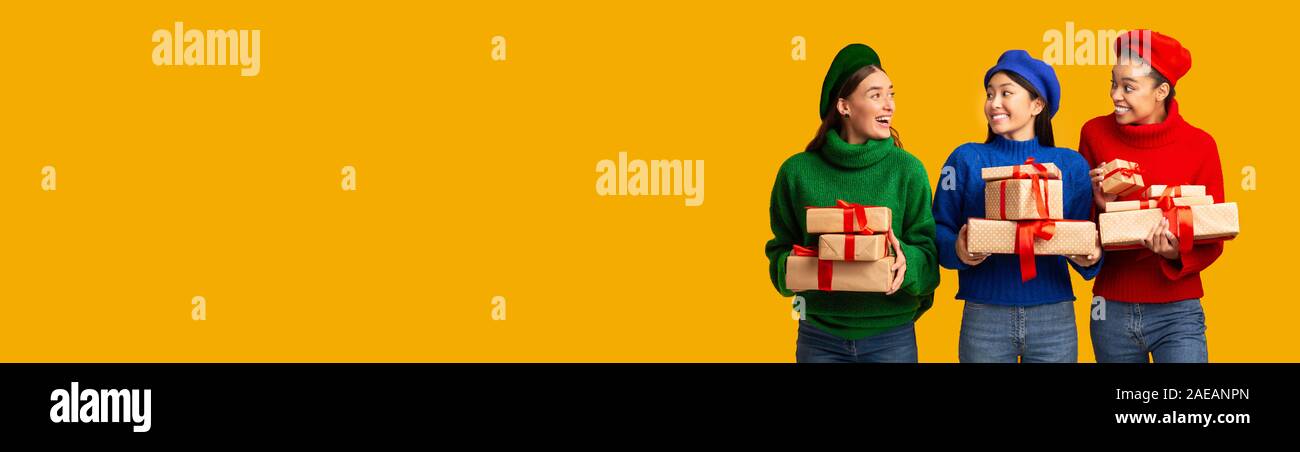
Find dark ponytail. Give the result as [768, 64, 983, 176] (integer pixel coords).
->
[806, 64, 903, 152]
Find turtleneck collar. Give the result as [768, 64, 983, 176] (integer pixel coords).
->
[816, 128, 895, 169]
[987, 134, 1046, 153]
[1110, 99, 1188, 148]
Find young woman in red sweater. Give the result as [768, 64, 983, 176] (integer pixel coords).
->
[1080, 30, 1223, 362]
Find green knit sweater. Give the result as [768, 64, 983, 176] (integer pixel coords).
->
[765, 129, 941, 340]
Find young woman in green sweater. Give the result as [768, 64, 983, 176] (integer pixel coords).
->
[764, 43, 941, 363]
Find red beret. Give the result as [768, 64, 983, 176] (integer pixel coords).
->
[1114, 29, 1192, 86]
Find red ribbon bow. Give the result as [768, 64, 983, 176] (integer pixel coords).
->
[1010, 157, 1054, 179]
[806, 200, 882, 234]
[835, 200, 874, 234]
[1104, 162, 1143, 180]
[1155, 193, 1195, 256]
[1014, 220, 1057, 282]
[998, 157, 1054, 220]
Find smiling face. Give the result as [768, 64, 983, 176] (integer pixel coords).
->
[836, 69, 895, 142]
[985, 72, 1043, 141]
[1111, 57, 1170, 125]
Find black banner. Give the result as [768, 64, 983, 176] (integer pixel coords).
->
[0, 364, 1292, 437]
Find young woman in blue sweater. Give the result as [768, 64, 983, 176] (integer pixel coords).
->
[932, 50, 1101, 363]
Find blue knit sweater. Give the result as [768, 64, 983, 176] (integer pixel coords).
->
[932, 135, 1100, 306]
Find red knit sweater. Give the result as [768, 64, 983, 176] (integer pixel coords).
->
[1079, 100, 1225, 303]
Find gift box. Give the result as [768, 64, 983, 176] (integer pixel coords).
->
[786, 252, 895, 292]
[1098, 159, 1145, 196]
[984, 178, 1064, 220]
[818, 234, 889, 261]
[1105, 195, 1213, 212]
[966, 218, 1098, 256]
[806, 200, 892, 234]
[1099, 202, 1239, 250]
[980, 160, 1061, 181]
[1142, 184, 1206, 200]
[966, 218, 1098, 281]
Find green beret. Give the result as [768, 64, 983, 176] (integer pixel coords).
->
[820, 43, 883, 119]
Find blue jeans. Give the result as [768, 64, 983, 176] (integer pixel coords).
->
[795, 320, 918, 363]
[959, 300, 1077, 363]
[1090, 298, 1208, 363]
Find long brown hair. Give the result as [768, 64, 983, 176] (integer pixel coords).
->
[805, 64, 903, 152]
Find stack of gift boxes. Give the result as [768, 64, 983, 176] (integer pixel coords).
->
[965, 158, 1099, 281]
[780, 158, 1242, 292]
[1096, 158, 1240, 251]
[785, 201, 894, 292]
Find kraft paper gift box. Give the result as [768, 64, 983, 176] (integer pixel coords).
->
[965, 218, 1098, 256]
[1142, 184, 1206, 199]
[786, 253, 895, 293]
[806, 201, 892, 234]
[1098, 159, 1145, 196]
[984, 178, 1065, 220]
[980, 161, 1061, 181]
[817, 234, 889, 261]
[1105, 195, 1214, 212]
[1099, 202, 1240, 250]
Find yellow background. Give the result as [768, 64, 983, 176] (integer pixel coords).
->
[0, 1, 1292, 362]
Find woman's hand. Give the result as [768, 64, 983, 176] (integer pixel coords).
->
[1090, 164, 1119, 211]
[1141, 217, 1181, 260]
[955, 224, 990, 267]
[885, 229, 907, 295]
